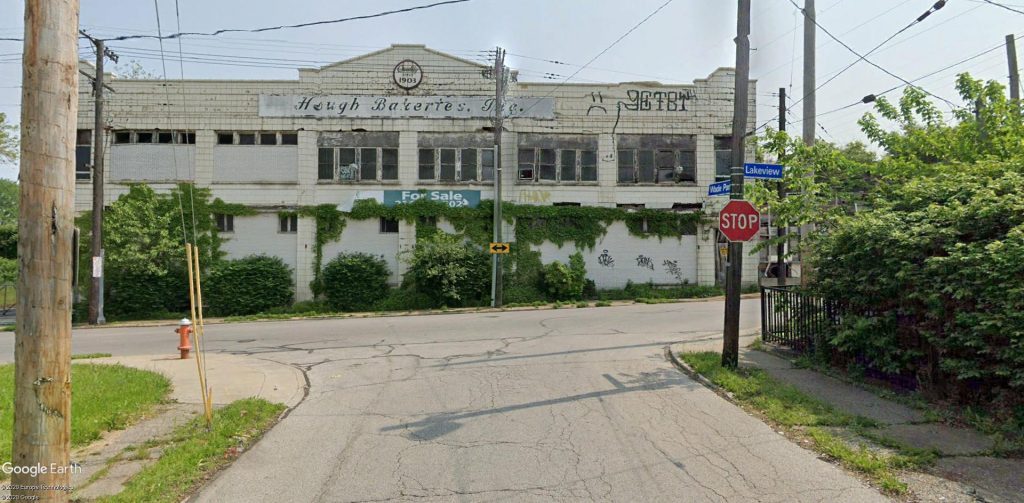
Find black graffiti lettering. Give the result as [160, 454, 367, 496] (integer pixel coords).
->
[636, 254, 654, 270]
[598, 250, 615, 268]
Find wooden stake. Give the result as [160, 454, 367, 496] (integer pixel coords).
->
[185, 243, 209, 419]
[193, 246, 213, 425]
[14, 1, 80, 500]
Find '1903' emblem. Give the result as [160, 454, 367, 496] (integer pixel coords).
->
[393, 60, 423, 90]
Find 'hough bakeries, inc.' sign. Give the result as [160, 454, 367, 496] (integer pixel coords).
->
[259, 95, 556, 119]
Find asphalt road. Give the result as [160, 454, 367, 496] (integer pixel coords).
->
[1, 300, 885, 502]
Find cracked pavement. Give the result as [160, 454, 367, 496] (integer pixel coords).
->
[1, 300, 887, 502]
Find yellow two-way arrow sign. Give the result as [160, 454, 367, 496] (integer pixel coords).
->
[489, 242, 511, 254]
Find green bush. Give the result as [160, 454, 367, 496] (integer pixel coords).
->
[0, 257, 15, 284]
[104, 270, 189, 321]
[0, 225, 15, 259]
[503, 284, 545, 304]
[406, 232, 489, 307]
[542, 252, 587, 301]
[321, 252, 390, 311]
[204, 255, 293, 316]
[812, 162, 1024, 404]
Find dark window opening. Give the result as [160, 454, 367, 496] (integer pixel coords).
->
[481, 149, 495, 181]
[419, 149, 436, 180]
[461, 148, 477, 181]
[157, 131, 173, 144]
[215, 213, 234, 233]
[280, 133, 298, 145]
[553, 202, 581, 207]
[238, 133, 256, 145]
[279, 215, 298, 233]
[359, 148, 377, 181]
[217, 132, 234, 145]
[75, 145, 91, 181]
[715, 136, 733, 182]
[317, 148, 334, 180]
[260, 133, 278, 145]
[538, 149, 556, 181]
[580, 150, 598, 182]
[618, 150, 635, 183]
[379, 217, 399, 234]
[381, 148, 398, 180]
[114, 131, 132, 144]
[439, 148, 456, 181]
[518, 148, 535, 180]
[559, 150, 576, 182]
[617, 203, 645, 210]
[178, 132, 195, 144]
[136, 131, 153, 143]
[76, 129, 92, 146]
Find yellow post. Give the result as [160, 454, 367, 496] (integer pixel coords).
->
[193, 246, 213, 425]
[185, 244, 209, 422]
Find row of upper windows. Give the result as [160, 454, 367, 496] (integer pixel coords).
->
[217, 131, 298, 146]
[213, 214, 400, 235]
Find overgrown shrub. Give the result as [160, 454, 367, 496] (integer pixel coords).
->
[205, 255, 293, 316]
[0, 257, 15, 284]
[406, 232, 489, 307]
[373, 288, 435, 312]
[812, 162, 1024, 405]
[542, 252, 587, 301]
[321, 252, 390, 311]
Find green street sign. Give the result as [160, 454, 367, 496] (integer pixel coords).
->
[383, 190, 480, 208]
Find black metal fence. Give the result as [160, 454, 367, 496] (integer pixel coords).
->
[760, 285, 841, 351]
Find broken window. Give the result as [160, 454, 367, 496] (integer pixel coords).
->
[337, 148, 357, 181]
[518, 149, 535, 180]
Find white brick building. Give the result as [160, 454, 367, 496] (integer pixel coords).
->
[75, 45, 759, 301]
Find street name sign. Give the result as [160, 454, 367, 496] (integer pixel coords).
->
[719, 200, 761, 242]
[743, 163, 784, 180]
[708, 180, 732, 197]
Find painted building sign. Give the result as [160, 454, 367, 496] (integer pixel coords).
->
[393, 60, 423, 90]
[259, 95, 555, 119]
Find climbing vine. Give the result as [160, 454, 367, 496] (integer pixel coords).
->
[247, 197, 707, 298]
[209, 198, 258, 216]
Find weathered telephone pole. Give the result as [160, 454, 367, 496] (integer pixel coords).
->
[14, 0, 80, 501]
[723, 0, 751, 368]
[491, 46, 505, 308]
[87, 35, 114, 325]
[1007, 34, 1020, 101]
[777, 87, 787, 286]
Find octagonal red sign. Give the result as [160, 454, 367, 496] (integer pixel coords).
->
[719, 200, 760, 242]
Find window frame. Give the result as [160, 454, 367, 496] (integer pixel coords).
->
[379, 217, 399, 234]
[278, 214, 298, 233]
[214, 213, 234, 233]
[417, 147, 494, 183]
[318, 146, 399, 183]
[518, 148, 600, 184]
[617, 147, 697, 185]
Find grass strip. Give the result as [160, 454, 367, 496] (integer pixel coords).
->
[0, 363, 170, 474]
[95, 398, 285, 503]
[71, 353, 113, 360]
[680, 351, 925, 495]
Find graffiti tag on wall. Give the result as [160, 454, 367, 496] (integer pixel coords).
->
[598, 250, 615, 268]
[636, 254, 654, 270]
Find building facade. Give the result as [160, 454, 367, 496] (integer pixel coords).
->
[75, 45, 759, 301]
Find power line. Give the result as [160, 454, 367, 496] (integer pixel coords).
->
[786, 0, 957, 108]
[518, 0, 675, 114]
[106, 0, 473, 41]
[978, 0, 1024, 15]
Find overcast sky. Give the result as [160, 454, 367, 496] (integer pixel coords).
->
[1, 0, 1022, 180]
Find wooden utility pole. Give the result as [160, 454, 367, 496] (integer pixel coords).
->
[723, 0, 751, 368]
[1007, 34, 1020, 101]
[14, 0, 80, 501]
[776, 87, 787, 286]
[802, 0, 816, 147]
[491, 46, 505, 308]
[88, 37, 107, 324]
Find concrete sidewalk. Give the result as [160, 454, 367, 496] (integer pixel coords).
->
[673, 343, 1024, 503]
[90, 352, 306, 407]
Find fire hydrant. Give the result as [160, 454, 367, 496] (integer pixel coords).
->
[176, 318, 193, 359]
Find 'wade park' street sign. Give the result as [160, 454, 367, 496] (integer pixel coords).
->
[719, 200, 761, 242]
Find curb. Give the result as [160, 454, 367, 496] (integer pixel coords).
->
[71, 293, 763, 330]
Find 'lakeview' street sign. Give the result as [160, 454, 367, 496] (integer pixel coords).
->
[743, 163, 784, 180]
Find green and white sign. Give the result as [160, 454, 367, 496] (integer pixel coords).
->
[383, 190, 481, 208]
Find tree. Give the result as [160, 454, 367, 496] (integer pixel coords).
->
[0, 112, 16, 163]
[0, 179, 17, 226]
[114, 60, 158, 79]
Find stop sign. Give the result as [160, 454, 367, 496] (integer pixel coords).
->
[719, 200, 760, 242]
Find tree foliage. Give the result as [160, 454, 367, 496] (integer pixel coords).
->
[405, 232, 489, 308]
[543, 252, 587, 301]
[0, 179, 17, 227]
[0, 112, 16, 164]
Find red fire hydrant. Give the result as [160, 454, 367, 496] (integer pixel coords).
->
[177, 318, 193, 359]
